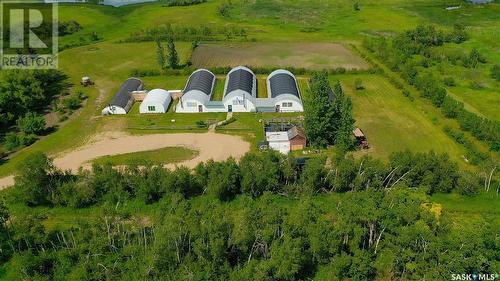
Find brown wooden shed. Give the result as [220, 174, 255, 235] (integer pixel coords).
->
[288, 126, 307, 151]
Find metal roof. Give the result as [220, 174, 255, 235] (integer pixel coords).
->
[109, 78, 143, 108]
[142, 89, 171, 105]
[184, 69, 215, 96]
[226, 68, 254, 96]
[269, 72, 300, 99]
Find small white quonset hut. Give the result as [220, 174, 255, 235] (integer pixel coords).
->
[223, 66, 257, 112]
[176, 69, 216, 113]
[102, 78, 143, 115]
[267, 70, 303, 112]
[139, 89, 171, 113]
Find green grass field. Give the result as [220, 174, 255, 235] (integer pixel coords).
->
[1, 0, 498, 176]
[91, 146, 198, 166]
[335, 74, 466, 162]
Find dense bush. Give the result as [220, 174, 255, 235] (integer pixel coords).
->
[0, 70, 69, 127]
[1, 150, 497, 280]
[58, 20, 82, 36]
[123, 24, 247, 43]
[491, 64, 500, 81]
[304, 72, 354, 149]
[12, 148, 485, 212]
[163, 0, 206, 6]
[16, 112, 46, 135]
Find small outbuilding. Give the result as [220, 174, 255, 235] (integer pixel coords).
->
[177, 69, 216, 113]
[223, 66, 257, 112]
[102, 78, 143, 115]
[353, 128, 369, 149]
[266, 131, 290, 154]
[139, 89, 171, 113]
[265, 125, 307, 154]
[288, 126, 306, 151]
[267, 70, 304, 112]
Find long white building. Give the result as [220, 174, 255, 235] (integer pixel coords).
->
[175, 67, 303, 113]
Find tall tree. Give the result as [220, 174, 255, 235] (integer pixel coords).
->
[166, 37, 179, 69]
[332, 81, 355, 150]
[304, 72, 336, 147]
[155, 38, 166, 69]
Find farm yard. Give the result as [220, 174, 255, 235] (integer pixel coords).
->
[191, 43, 369, 70]
[0, 0, 499, 279]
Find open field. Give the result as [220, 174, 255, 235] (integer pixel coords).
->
[91, 146, 199, 166]
[192, 43, 369, 70]
[331, 74, 466, 162]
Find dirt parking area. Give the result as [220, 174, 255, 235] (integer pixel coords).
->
[0, 132, 250, 189]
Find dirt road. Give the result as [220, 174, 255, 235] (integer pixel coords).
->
[0, 132, 250, 190]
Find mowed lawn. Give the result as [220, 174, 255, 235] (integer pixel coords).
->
[335, 74, 465, 161]
[91, 146, 198, 166]
[191, 43, 369, 70]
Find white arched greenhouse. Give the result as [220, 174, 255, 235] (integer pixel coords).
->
[176, 69, 216, 113]
[102, 78, 143, 115]
[267, 70, 303, 112]
[223, 66, 257, 112]
[139, 89, 172, 113]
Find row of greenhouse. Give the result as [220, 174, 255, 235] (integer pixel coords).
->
[102, 66, 304, 115]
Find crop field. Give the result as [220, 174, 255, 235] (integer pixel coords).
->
[191, 43, 369, 70]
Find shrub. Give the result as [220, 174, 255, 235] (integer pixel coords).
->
[457, 172, 481, 196]
[491, 64, 500, 81]
[443, 77, 456, 87]
[354, 78, 364, 90]
[16, 112, 46, 135]
[195, 120, 207, 128]
[4, 132, 21, 151]
[19, 133, 37, 147]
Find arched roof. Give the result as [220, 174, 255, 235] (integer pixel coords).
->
[184, 69, 215, 96]
[142, 89, 170, 105]
[224, 66, 255, 97]
[268, 70, 300, 99]
[109, 77, 143, 108]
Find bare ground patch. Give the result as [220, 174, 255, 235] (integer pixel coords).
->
[0, 132, 250, 190]
[191, 43, 369, 70]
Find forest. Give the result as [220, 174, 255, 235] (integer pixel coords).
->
[0, 149, 497, 280]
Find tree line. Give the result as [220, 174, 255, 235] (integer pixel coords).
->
[363, 24, 500, 152]
[123, 24, 248, 43]
[0, 150, 497, 280]
[0, 70, 71, 154]
[304, 72, 355, 150]
[12, 149, 493, 210]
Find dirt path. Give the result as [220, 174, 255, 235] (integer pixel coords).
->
[0, 132, 250, 190]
